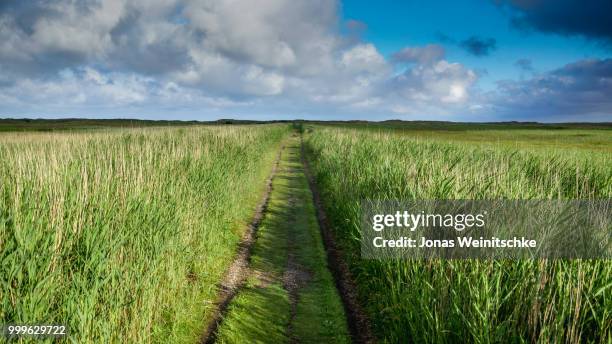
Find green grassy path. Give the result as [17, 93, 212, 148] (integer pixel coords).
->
[214, 134, 350, 343]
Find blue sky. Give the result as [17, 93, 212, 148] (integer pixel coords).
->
[0, 0, 610, 122]
[343, 0, 610, 89]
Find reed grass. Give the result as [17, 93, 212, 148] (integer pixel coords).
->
[0, 125, 289, 343]
[304, 126, 612, 343]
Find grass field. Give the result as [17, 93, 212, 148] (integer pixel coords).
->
[0, 125, 289, 342]
[1, 120, 610, 343]
[303, 125, 612, 343]
[322, 121, 612, 153]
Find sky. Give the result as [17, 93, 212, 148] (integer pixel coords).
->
[0, 0, 611, 122]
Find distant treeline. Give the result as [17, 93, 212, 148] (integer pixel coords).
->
[0, 117, 610, 132]
[0, 118, 293, 132]
[313, 119, 612, 131]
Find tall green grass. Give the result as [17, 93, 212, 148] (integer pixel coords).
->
[304, 126, 612, 343]
[0, 125, 289, 342]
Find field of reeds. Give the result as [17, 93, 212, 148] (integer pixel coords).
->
[0, 125, 289, 342]
[303, 125, 612, 343]
[1, 121, 610, 343]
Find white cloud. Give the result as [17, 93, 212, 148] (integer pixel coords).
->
[185, 0, 297, 68]
[341, 43, 387, 75]
[183, 0, 339, 75]
[243, 66, 285, 96]
[391, 60, 477, 104]
[29, 0, 125, 58]
[0, 0, 483, 119]
[391, 44, 445, 65]
[0, 66, 252, 116]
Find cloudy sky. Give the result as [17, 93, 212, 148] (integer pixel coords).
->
[0, 0, 610, 122]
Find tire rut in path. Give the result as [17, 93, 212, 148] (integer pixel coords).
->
[282, 194, 313, 343]
[200, 146, 284, 344]
[300, 135, 376, 344]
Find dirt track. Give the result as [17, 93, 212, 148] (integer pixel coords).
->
[200, 146, 283, 344]
[201, 133, 372, 343]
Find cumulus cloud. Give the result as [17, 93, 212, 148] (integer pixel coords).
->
[0, 0, 127, 75]
[388, 44, 478, 108]
[0, 0, 486, 119]
[0, 0, 342, 99]
[341, 43, 388, 74]
[459, 36, 497, 56]
[390, 60, 478, 105]
[6, 0, 605, 121]
[183, 0, 341, 76]
[2, 68, 149, 109]
[498, 0, 612, 43]
[391, 44, 445, 64]
[0, 66, 250, 116]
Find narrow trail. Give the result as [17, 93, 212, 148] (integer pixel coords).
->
[301, 136, 375, 344]
[201, 133, 353, 343]
[200, 145, 283, 344]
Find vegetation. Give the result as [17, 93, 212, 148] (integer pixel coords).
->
[303, 125, 612, 343]
[319, 121, 612, 153]
[0, 118, 290, 132]
[0, 125, 289, 342]
[1, 119, 610, 343]
[216, 136, 349, 343]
